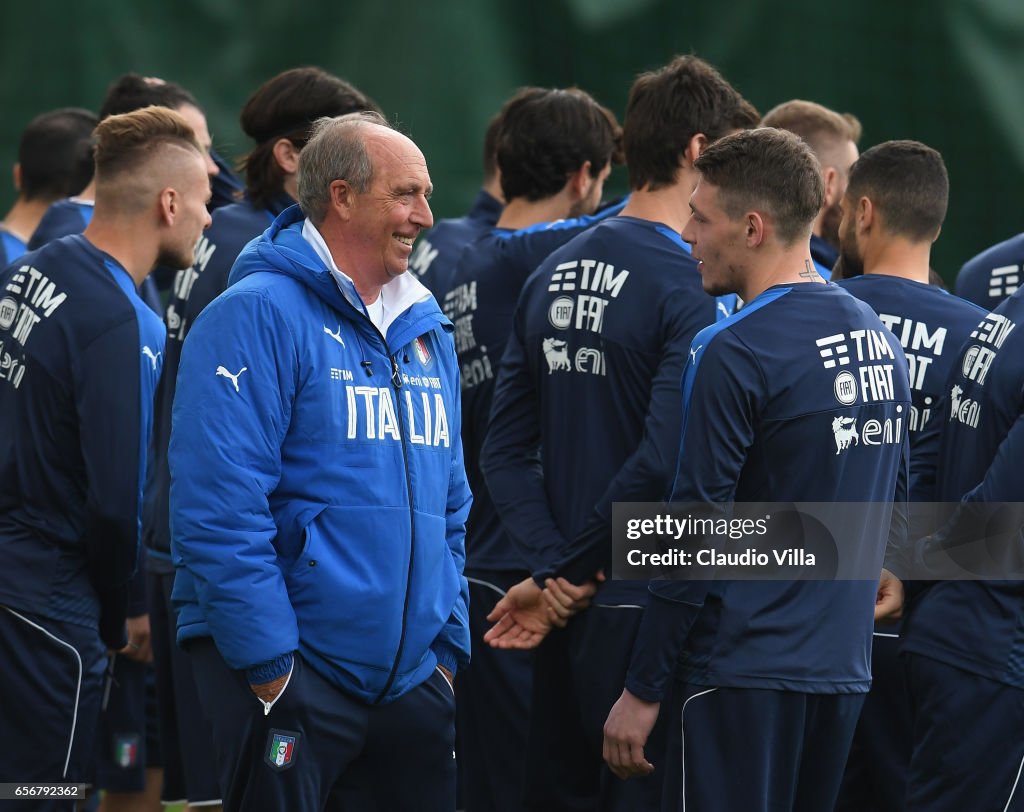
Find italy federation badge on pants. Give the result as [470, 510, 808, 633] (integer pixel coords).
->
[264, 729, 300, 771]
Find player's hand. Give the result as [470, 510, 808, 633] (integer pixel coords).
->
[542, 570, 606, 624]
[119, 614, 152, 663]
[483, 577, 552, 649]
[874, 567, 904, 622]
[603, 689, 659, 779]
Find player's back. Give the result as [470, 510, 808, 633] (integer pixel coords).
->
[837, 275, 986, 443]
[514, 215, 713, 542]
[0, 235, 158, 622]
[27, 198, 93, 251]
[445, 209, 620, 570]
[902, 292, 1024, 690]
[955, 231, 1024, 309]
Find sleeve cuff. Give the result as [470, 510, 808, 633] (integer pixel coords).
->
[432, 643, 461, 677]
[246, 651, 294, 684]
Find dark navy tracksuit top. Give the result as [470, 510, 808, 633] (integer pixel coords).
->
[955, 232, 1024, 310]
[902, 291, 1024, 690]
[480, 216, 715, 603]
[445, 204, 624, 574]
[0, 235, 164, 645]
[624, 283, 911, 700]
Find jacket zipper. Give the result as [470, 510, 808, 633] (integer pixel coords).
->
[373, 351, 417, 704]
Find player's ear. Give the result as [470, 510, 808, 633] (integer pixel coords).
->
[822, 166, 840, 207]
[857, 196, 873, 231]
[684, 133, 708, 165]
[569, 161, 593, 201]
[158, 187, 177, 225]
[745, 211, 766, 247]
[272, 138, 301, 176]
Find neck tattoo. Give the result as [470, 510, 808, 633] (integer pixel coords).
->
[799, 260, 821, 282]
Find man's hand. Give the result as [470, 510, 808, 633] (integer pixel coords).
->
[436, 664, 455, 693]
[875, 567, 904, 622]
[250, 673, 289, 705]
[484, 578, 553, 650]
[542, 571, 606, 624]
[603, 689, 659, 779]
[118, 614, 152, 663]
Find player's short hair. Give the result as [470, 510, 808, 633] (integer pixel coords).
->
[93, 105, 204, 182]
[847, 140, 948, 242]
[99, 73, 199, 120]
[296, 110, 391, 224]
[761, 99, 861, 164]
[239, 67, 381, 210]
[623, 55, 759, 191]
[17, 107, 98, 202]
[496, 87, 622, 203]
[694, 127, 824, 245]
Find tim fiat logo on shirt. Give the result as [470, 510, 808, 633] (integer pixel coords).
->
[960, 313, 1016, 386]
[988, 264, 1020, 299]
[546, 259, 630, 334]
[264, 730, 299, 771]
[816, 330, 898, 403]
[2, 265, 68, 346]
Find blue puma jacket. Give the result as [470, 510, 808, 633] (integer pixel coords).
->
[169, 205, 471, 704]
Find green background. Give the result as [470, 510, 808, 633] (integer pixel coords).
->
[2, 0, 1022, 282]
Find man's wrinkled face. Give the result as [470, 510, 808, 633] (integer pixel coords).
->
[346, 131, 434, 286]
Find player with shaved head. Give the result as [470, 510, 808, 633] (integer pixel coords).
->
[0, 105, 210, 804]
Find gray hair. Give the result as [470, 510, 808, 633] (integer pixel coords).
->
[297, 110, 390, 223]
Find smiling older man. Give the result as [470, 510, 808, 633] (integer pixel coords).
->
[169, 111, 471, 811]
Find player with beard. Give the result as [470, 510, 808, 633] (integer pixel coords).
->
[0, 107, 211, 809]
[833, 140, 986, 811]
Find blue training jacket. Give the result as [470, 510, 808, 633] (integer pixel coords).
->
[169, 205, 472, 705]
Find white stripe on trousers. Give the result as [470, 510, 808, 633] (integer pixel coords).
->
[3, 607, 83, 778]
[680, 688, 718, 812]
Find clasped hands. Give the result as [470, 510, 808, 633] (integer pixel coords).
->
[483, 570, 605, 650]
